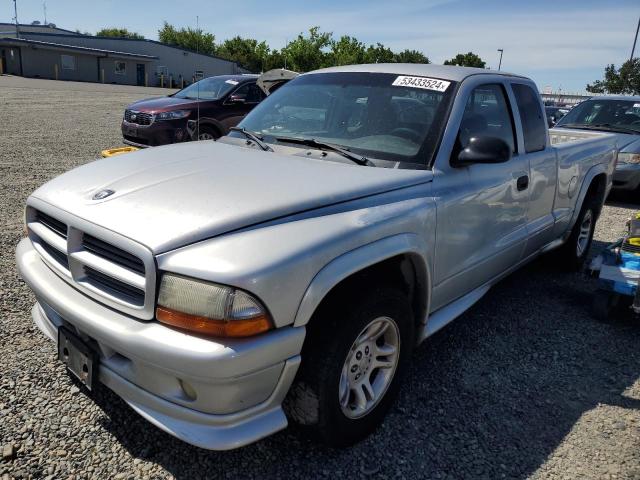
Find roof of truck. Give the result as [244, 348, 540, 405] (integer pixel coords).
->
[308, 63, 527, 82]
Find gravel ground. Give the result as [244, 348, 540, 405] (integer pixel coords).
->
[2, 76, 640, 480]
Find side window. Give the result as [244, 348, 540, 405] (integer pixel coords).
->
[458, 84, 516, 154]
[231, 83, 263, 103]
[512, 83, 547, 153]
[246, 83, 265, 103]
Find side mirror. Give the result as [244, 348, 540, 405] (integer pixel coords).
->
[228, 94, 246, 104]
[452, 136, 511, 167]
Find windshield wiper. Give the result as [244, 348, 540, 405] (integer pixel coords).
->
[590, 123, 640, 135]
[229, 127, 273, 151]
[273, 136, 375, 166]
[558, 123, 640, 135]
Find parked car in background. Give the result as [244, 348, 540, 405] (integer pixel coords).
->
[545, 105, 569, 127]
[554, 96, 640, 195]
[18, 64, 616, 451]
[121, 74, 265, 147]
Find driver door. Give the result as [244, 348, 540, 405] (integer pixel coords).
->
[431, 82, 529, 311]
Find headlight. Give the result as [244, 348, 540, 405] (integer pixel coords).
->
[156, 110, 190, 121]
[156, 274, 273, 337]
[618, 152, 640, 164]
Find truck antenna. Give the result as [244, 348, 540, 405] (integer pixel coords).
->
[196, 15, 200, 141]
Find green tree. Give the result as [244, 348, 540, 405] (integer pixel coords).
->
[217, 36, 270, 72]
[281, 26, 332, 72]
[158, 21, 216, 55]
[394, 49, 430, 64]
[329, 35, 366, 66]
[444, 52, 486, 68]
[363, 43, 396, 64]
[587, 58, 640, 95]
[96, 27, 144, 39]
[264, 50, 286, 70]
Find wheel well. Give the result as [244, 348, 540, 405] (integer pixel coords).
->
[585, 173, 607, 218]
[307, 255, 427, 332]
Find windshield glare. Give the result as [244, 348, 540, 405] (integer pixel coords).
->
[238, 72, 457, 165]
[556, 99, 640, 133]
[173, 77, 238, 100]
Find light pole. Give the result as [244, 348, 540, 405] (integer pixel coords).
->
[497, 49, 504, 71]
[631, 15, 640, 62]
[13, 0, 20, 38]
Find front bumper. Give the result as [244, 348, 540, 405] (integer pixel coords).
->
[16, 238, 305, 450]
[121, 119, 190, 148]
[612, 163, 640, 192]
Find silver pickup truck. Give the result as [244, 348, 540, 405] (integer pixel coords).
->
[17, 64, 617, 451]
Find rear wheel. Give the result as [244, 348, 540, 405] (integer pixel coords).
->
[286, 286, 414, 447]
[555, 197, 598, 271]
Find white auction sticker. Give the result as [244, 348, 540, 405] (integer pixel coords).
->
[225, 79, 239, 85]
[392, 75, 450, 92]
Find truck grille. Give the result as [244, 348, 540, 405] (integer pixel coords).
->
[37, 210, 67, 238]
[28, 208, 155, 319]
[124, 110, 154, 126]
[84, 266, 145, 306]
[83, 234, 145, 275]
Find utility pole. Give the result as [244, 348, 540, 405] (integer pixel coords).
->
[631, 15, 640, 62]
[497, 49, 504, 71]
[13, 0, 20, 38]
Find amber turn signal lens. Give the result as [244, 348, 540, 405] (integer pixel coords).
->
[156, 306, 273, 338]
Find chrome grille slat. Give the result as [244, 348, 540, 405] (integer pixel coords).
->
[36, 210, 67, 238]
[83, 234, 145, 275]
[40, 240, 69, 269]
[84, 266, 145, 306]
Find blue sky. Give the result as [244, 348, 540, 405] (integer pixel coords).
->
[4, 0, 639, 92]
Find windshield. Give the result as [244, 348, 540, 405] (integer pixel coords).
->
[238, 72, 457, 165]
[556, 99, 640, 134]
[173, 77, 238, 100]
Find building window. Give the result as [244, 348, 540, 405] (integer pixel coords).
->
[194, 70, 204, 80]
[115, 61, 126, 75]
[61, 55, 75, 70]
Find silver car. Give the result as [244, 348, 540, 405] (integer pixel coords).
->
[554, 95, 640, 195]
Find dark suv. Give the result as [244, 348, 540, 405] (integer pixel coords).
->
[122, 75, 265, 147]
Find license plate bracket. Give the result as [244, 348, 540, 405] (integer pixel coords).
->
[58, 327, 98, 390]
[124, 125, 138, 138]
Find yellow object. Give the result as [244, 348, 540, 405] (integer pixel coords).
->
[101, 146, 139, 158]
[629, 238, 640, 247]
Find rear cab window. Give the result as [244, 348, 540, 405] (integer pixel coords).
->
[511, 83, 547, 153]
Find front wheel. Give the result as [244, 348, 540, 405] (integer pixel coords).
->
[196, 125, 219, 141]
[286, 286, 414, 447]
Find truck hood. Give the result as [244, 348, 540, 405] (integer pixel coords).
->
[31, 141, 431, 254]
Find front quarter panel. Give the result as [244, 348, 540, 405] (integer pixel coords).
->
[156, 184, 435, 328]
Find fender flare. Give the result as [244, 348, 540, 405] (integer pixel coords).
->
[566, 162, 609, 237]
[292, 233, 431, 327]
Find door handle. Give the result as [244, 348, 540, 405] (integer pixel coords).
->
[516, 175, 529, 191]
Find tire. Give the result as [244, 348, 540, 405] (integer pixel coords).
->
[196, 125, 219, 141]
[286, 286, 415, 447]
[555, 196, 598, 271]
[592, 290, 619, 323]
